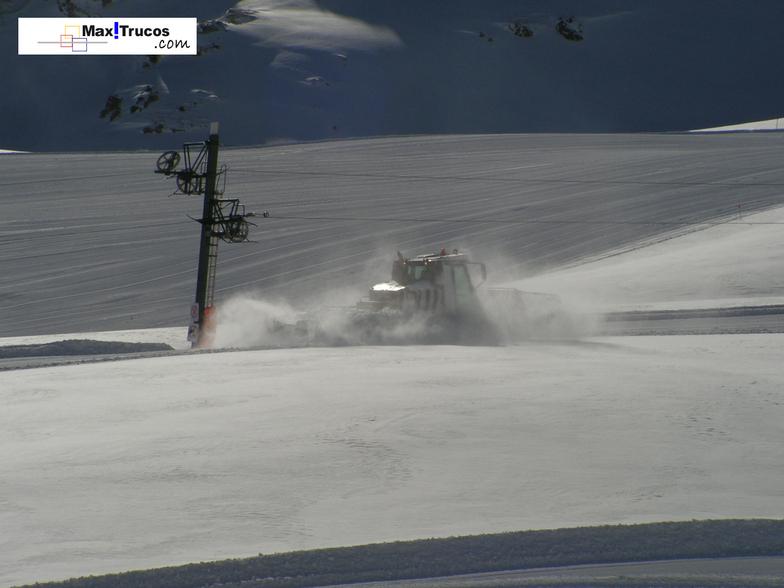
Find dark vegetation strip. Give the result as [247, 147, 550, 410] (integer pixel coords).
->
[18, 519, 784, 588]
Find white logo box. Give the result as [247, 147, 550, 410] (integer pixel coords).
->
[19, 17, 197, 55]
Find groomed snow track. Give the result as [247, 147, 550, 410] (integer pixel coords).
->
[2, 133, 784, 338]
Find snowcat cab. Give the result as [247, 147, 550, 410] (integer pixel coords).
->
[361, 248, 486, 314]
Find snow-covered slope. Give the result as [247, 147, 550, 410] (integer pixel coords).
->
[514, 205, 784, 312]
[2, 209, 784, 584]
[4, 335, 784, 587]
[4, 0, 784, 151]
[2, 131, 784, 586]
[2, 132, 784, 338]
[692, 118, 784, 133]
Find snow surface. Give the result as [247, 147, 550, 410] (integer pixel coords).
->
[692, 118, 784, 133]
[2, 333, 783, 586]
[3, 133, 784, 338]
[227, 0, 403, 52]
[0, 135, 784, 586]
[512, 206, 784, 313]
[0, 327, 189, 351]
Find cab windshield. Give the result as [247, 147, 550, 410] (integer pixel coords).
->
[404, 263, 442, 284]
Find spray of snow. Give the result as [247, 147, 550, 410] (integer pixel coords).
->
[466, 246, 604, 341]
[212, 245, 602, 349]
[213, 288, 599, 349]
[212, 292, 459, 348]
[479, 289, 602, 342]
[212, 295, 305, 348]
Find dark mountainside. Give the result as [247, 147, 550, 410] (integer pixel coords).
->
[3, 0, 784, 151]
